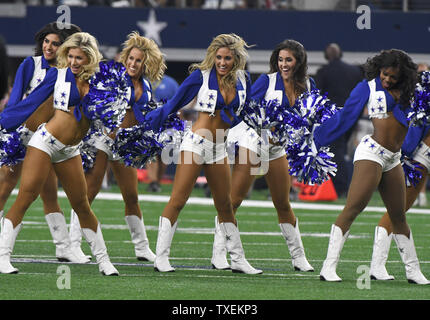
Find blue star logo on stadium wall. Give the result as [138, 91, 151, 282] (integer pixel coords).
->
[137, 9, 168, 46]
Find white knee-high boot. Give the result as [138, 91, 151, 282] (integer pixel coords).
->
[393, 231, 430, 285]
[211, 216, 230, 270]
[369, 226, 394, 280]
[220, 222, 262, 274]
[69, 209, 91, 261]
[81, 223, 119, 276]
[0, 218, 22, 274]
[279, 218, 314, 272]
[320, 224, 349, 282]
[125, 215, 156, 262]
[154, 216, 177, 272]
[45, 212, 89, 264]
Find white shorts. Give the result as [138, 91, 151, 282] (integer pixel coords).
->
[93, 132, 120, 161]
[227, 121, 285, 162]
[179, 130, 227, 164]
[412, 142, 430, 171]
[28, 124, 81, 163]
[353, 134, 401, 172]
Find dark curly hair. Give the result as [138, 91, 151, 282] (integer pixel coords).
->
[269, 39, 308, 94]
[34, 22, 82, 56]
[364, 49, 417, 106]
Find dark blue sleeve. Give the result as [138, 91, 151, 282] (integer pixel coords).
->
[0, 67, 57, 131]
[314, 80, 370, 148]
[7, 57, 35, 106]
[402, 125, 429, 157]
[250, 74, 269, 102]
[145, 69, 202, 131]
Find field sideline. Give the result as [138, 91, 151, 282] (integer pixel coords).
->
[1, 187, 430, 306]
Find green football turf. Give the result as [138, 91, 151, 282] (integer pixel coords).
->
[1, 182, 429, 301]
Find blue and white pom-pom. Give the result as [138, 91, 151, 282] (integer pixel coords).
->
[79, 129, 99, 172]
[407, 71, 430, 127]
[284, 90, 339, 184]
[0, 126, 27, 167]
[286, 135, 337, 185]
[113, 112, 185, 168]
[401, 155, 424, 187]
[240, 98, 306, 146]
[113, 125, 161, 168]
[82, 60, 131, 133]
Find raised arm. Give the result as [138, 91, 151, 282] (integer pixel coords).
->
[145, 69, 202, 131]
[314, 80, 370, 148]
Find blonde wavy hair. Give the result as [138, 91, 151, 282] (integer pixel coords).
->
[56, 32, 103, 81]
[189, 33, 251, 90]
[119, 31, 166, 82]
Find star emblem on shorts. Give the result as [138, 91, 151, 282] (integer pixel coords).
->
[426, 151, 430, 158]
[41, 130, 47, 136]
[225, 235, 231, 241]
[199, 101, 204, 107]
[369, 143, 376, 149]
[207, 102, 213, 108]
[52, 225, 59, 232]
[379, 150, 384, 156]
[61, 91, 67, 98]
[364, 138, 369, 143]
[377, 97, 383, 103]
[49, 138, 56, 145]
[208, 93, 215, 100]
[378, 105, 384, 112]
[37, 78, 42, 83]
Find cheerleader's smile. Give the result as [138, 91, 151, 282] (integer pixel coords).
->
[67, 48, 88, 75]
[126, 47, 144, 79]
[42, 33, 61, 62]
[215, 47, 234, 77]
[278, 49, 296, 81]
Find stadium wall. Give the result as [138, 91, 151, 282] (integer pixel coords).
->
[0, 5, 429, 75]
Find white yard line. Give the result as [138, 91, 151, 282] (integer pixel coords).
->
[11, 189, 430, 214]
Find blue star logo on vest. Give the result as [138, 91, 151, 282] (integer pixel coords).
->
[137, 9, 168, 46]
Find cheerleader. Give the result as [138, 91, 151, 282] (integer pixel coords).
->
[145, 33, 262, 274]
[68, 31, 164, 262]
[370, 111, 430, 280]
[0, 32, 119, 275]
[315, 49, 429, 284]
[211, 40, 314, 272]
[0, 22, 86, 263]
